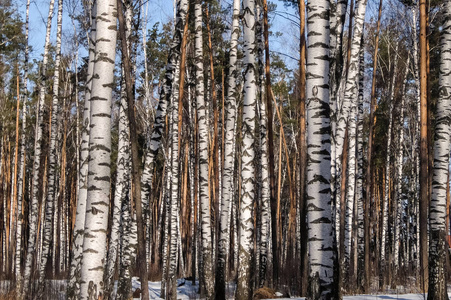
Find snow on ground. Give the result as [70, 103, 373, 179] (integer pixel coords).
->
[129, 278, 451, 300]
[2, 278, 449, 299]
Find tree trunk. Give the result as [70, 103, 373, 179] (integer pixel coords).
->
[216, 0, 239, 297]
[356, 33, 365, 289]
[79, 0, 117, 297]
[256, 2, 270, 287]
[22, 0, 55, 295]
[237, 1, 257, 299]
[342, 0, 367, 286]
[261, 0, 278, 287]
[427, 1, 451, 298]
[394, 55, 410, 275]
[194, 1, 214, 298]
[365, 0, 382, 292]
[305, 0, 336, 298]
[117, 1, 150, 299]
[67, 2, 96, 298]
[419, 0, 429, 292]
[298, 0, 308, 295]
[38, 0, 63, 294]
[104, 73, 131, 299]
[381, 42, 398, 285]
[14, 0, 30, 291]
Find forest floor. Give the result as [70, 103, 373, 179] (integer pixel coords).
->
[132, 278, 451, 300]
[1, 278, 450, 299]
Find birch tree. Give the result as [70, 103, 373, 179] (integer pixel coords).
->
[394, 55, 410, 273]
[140, 0, 188, 218]
[14, 0, 30, 291]
[160, 1, 189, 299]
[427, 1, 451, 298]
[342, 0, 367, 281]
[104, 78, 131, 299]
[38, 0, 63, 294]
[194, 1, 214, 298]
[237, 0, 257, 299]
[256, 0, 270, 288]
[116, 1, 150, 298]
[215, 0, 240, 297]
[22, 0, 55, 295]
[381, 43, 398, 280]
[79, 0, 117, 298]
[305, 0, 336, 298]
[67, 2, 96, 298]
[356, 35, 365, 286]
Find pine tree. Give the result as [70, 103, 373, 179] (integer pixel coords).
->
[419, 0, 429, 291]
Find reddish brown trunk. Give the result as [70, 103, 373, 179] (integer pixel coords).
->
[419, 0, 429, 292]
[298, 0, 308, 295]
[205, 7, 220, 250]
[262, 0, 279, 285]
[365, 0, 383, 292]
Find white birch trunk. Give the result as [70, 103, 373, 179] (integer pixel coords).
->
[237, 1, 257, 298]
[256, 2, 270, 288]
[104, 79, 130, 298]
[166, 1, 188, 298]
[411, 6, 422, 273]
[38, 0, 63, 292]
[342, 0, 367, 280]
[381, 44, 398, 272]
[194, 1, 214, 298]
[394, 56, 410, 272]
[356, 36, 365, 281]
[22, 0, 55, 295]
[14, 0, 30, 290]
[216, 0, 239, 296]
[67, 2, 96, 298]
[306, 0, 335, 298]
[140, 0, 189, 223]
[79, 0, 117, 298]
[427, 2, 451, 298]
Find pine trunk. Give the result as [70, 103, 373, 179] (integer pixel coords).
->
[365, 0, 382, 292]
[419, 0, 429, 291]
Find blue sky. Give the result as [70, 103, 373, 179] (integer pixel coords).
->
[22, 0, 301, 70]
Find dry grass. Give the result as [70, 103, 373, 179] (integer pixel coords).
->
[0, 289, 16, 300]
[253, 287, 278, 299]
